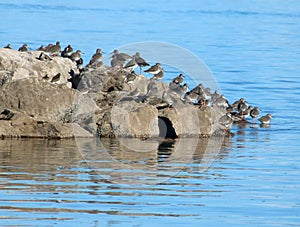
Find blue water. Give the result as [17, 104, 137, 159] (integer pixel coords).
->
[1, 0, 300, 226]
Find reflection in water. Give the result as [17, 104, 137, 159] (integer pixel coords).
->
[76, 136, 224, 185]
[0, 137, 230, 224]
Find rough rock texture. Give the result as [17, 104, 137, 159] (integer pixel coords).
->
[0, 48, 228, 139]
[0, 78, 75, 122]
[111, 101, 159, 138]
[0, 48, 76, 86]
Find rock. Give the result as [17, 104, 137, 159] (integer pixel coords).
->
[0, 48, 77, 85]
[111, 101, 159, 138]
[0, 78, 76, 122]
[0, 48, 229, 139]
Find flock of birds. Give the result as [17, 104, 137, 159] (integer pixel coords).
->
[3, 42, 272, 127]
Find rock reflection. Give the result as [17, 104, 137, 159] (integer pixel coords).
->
[0, 137, 233, 221]
[77, 136, 227, 185]
[0, 137, 232, 188]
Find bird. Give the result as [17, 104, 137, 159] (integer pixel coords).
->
[18, 44, 29, 52]
[4, 44, 12, 49]
[70, 50, 82, 62]
[172, 73, 184, 84]
[169, 81, 180, 90]
[91, 61, 103, 68]
[111, 49, 132, 61]
[111, 54, 125, 68]
[190, 83, 204, 95]
[36, 52, 52, 61]
[258, 113, 272, 124]
[133, 52, 149, 74]
[44, 43, 53, 52]
[61, 44, 73, 58]
[144, 63, 163, 75]
[88, 48, 102, 66]
[50, 73, 61, 83]
[231, 98, 245, 110]
[203, 87, 212, 101]
[47, 41, 61, 56]
[237, 100, 248, 114]
[239, 105, 253, 118]
[125, 72, 137, 84]
[180, 83, 189, 93]
[184, 91, 200, 104]
[211, 90, 221, 103]
[124, 56, 138, 72]
[37, 45, 46, 51]
[175, 83, 189, 98]
[76, 58, 84, 71]
[152, 69, 164, 80]
[219, 113, 234, 131]
[250, 107, 260, 120]
[214, 94, 230, 109]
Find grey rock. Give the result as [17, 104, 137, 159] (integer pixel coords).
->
[0, 48, 230, 139]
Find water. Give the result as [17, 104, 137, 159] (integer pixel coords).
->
[1, 0, 300, 226]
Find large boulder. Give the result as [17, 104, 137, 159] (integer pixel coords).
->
[0, 48, 229, 139]
[0, 78, 75, 122]
[111, 100, 159, 138]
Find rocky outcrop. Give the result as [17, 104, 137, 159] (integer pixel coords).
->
[0, 48, 228, 139]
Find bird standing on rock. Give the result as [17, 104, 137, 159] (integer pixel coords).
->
[219, 113, 234, 131]
[111, 54, 125, 68]
[111, 49, 132, 61]
[231, 98, 245, 110]
[37, 45, 46, 51]
[169, 73, 184, 90]
[211, 90, 220, 103]
[124, 56, 138, 72]
[18, 44, 29, 52]
[184, 91, 199, 104]
[190, 83, 204, 95]
[239, 105, 253, 118]
[70, 50, 82, 62]
[152, 69, 164, 80]
[61, 44, 73, 58]
[4, 44, 12, 49]
[134, 52, 149, 74]
[176, 83, 189, 99]
[144, 63, 163, 76]
[237, 99, 248, 113]
[172, 73, 185, 84]
[47, 41, 61, 56]
[37, 52, 52, 61]
[214, 94, 230, 109]
[88, 48, 102, 66]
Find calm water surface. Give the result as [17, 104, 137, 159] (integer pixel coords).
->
[0, 0, 300, 226]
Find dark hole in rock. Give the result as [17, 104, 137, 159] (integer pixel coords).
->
[158, 117, 178, 139]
